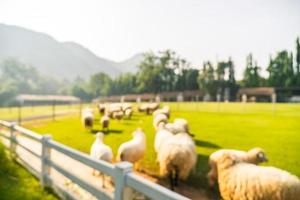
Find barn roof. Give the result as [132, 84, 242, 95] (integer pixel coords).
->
[237, 87, 275, 96]
[16, 94, 80, 103]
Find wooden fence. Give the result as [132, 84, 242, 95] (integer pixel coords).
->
[0, 120, 189, 200]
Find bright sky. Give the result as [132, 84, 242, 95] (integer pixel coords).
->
[1, 0, 300, 78]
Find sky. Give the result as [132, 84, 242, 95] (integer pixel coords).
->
[1, 0, 300, 79]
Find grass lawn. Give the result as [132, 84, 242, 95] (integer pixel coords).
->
[24, 102, 300, 191]
[0, 104, 90, 121]
[0, 143, 58, 200]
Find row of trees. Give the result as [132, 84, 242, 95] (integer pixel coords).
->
[0, 59, 69, 106]
[242, 38, 300, 88]
[71, 50, 199, 101]
[1, 37, 299, 106]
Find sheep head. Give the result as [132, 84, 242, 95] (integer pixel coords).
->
[248, 147, 268, 164]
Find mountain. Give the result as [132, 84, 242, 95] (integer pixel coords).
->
[0, 24, 143, 80]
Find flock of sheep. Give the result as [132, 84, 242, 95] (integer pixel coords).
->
[81, 103, 300, 200]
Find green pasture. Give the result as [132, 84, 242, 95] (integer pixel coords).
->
[0, 104, 87, 121]
[23, 102, 300, 190]
[0, 143, 58, 200]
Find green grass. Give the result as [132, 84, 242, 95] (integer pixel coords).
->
[24, 102, 300, 190]
[0, 143, 58, 200]
[0, 104, 90, 121]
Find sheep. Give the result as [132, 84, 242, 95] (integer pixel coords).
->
[157, 132, 197, 190]
[164, 119, 195, 137]
[153, 106, 170, 118]
[121, 103, 132, 112]
[112, 110, 124, 120]
[174, 118, 189, 133]
[216, 153, 300, 200]
[100, 115, 109, 132]
[147, 102, 160, 114]
[153, 113, 168, 130]
[117, 128, 146, 165]
[81, 108, 94, 129]
[154, 128, 173, 153]
[138, 104, 148, 112]
[90, 132, 113, 188]
[207, 147, 268, 187]
[124, 108, 133, 119]
[98, 103, 106, 115]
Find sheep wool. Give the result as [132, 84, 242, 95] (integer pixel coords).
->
[153, 113, 168, 130]
[117, 129, 146, 164]
[154, 128, 173, 153]
[157, 133, 197, 184]
[217, 153, 300, 200]
[90, 132, 113, 163]
[100, 115, 109, 130]
[207, 148, 268, 187]
[81, 108, 94, 128]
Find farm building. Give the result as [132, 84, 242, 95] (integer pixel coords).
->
[93, 90, 203, 103]
[237, 87, 300, 102]
[16, 94, 81, 106]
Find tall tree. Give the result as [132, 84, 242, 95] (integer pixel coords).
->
[243, 54, 261, 87]
[267, 51, 293, 87]
[295, 37, 300, 85]
[89, 72, 112, 97]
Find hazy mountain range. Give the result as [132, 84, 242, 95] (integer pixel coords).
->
[0, 24, 143, 80]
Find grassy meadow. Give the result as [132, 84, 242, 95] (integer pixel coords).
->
[21, 102, 300, 191]
[0, 104, 86, 121]
[0, 143, 58, 200]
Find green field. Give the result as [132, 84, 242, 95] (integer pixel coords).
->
[23, 102, 300, 191]
[0, 104, 88, 121]
[0, 143, 58, 200]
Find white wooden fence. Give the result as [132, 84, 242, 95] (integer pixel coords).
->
[0, 120, 189, 200]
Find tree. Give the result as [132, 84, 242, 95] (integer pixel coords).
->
[267, 51, 293, 87]
[242, 54, 262, 87]
[295, 37, 300, 85]
[227, 58, 238, 101]
[198, 62, 218, 100]
[137, 50, 191, 93]
[89, 72, 112, 97]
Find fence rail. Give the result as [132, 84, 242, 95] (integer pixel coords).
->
[0, 120, 190, 200]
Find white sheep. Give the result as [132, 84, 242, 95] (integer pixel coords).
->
[124, 108, 133, 119]
[112, 110, 124, 120]
[174, 118, 189, 133]
[216, 153, 300, 200]
[98, 103, 106, 115]
[164, 119, 195, 137]
[153, 106, 170, 118]
[117, 128, 146, 165]
[154, 128, 173, 153]
[153, 113, 168, 130]
[90, 132, 113, 188]
[157, 132, 197, 190]
[81, 108, 94, 129]
[100, 115, 110, 132]
[121, 103, 132, 112]
[147, 102, 160, 114]
[207, 147, 268, 187]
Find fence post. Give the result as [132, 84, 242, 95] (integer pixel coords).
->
[114, 162, 133, 200]
[41, 134, 52, 187]
[9, 122, 17, 157]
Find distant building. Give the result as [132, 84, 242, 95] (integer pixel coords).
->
[93, 90, 203, 103]
[16, 94, 80, 105]
[237, 87, 300, 102]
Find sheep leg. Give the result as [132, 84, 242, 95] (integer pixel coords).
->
[174, 167, 179, 187]
[169, 172, 175, 191]
[102, 173, 106, 189]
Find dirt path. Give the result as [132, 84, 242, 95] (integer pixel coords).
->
[0, 120, 214, 200]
